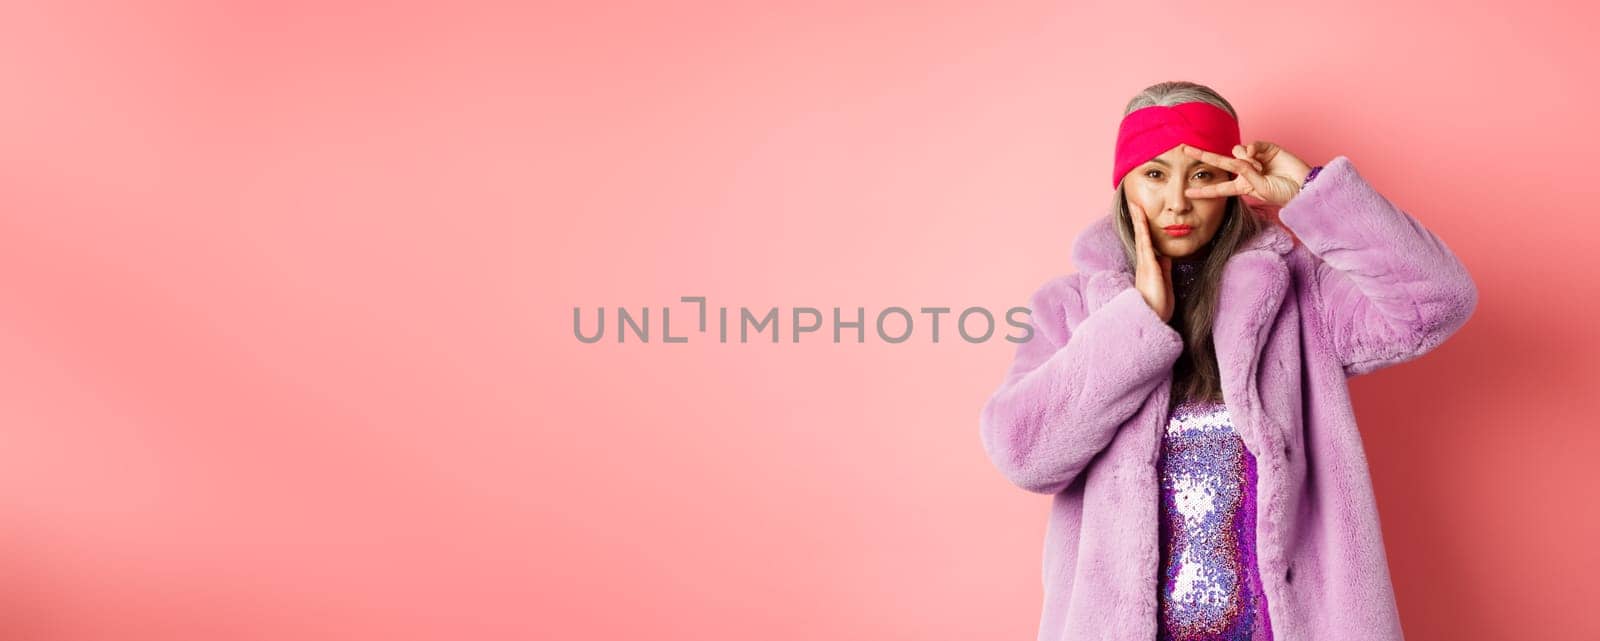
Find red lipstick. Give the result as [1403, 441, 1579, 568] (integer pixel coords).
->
[1163, 225, 1193, 237]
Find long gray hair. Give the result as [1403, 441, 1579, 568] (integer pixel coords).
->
[1110, 81, 1264, 406]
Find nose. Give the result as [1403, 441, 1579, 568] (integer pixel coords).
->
[1164, 178, 1191, 216]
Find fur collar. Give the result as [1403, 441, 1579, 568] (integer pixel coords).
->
[1065, 209, 1299, 465]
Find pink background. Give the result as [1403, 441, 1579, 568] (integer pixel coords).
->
[1, 1, 1594, 639]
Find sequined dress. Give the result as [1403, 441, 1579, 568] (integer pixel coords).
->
[1156, 259, 1274, 641]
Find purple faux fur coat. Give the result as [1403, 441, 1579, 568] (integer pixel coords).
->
[979, 156, 1477, 641]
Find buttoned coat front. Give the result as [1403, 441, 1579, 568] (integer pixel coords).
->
[979, 156, 1478, 640]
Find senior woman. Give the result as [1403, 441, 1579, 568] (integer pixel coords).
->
[979, 80, 1477, 641]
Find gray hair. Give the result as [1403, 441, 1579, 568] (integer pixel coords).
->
[1122, 80, 1238, 119]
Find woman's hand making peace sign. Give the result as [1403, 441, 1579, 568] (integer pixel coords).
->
[1181, 141, 1314, 207]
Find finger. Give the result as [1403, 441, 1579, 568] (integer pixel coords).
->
[1130, 201, 1150, 248]
[1213, 145, 1275, 194]
[1186, 178, 1253, 199]
[1250, 140, 1282, 164]
[1232, 144, 1263, 173]
[1129, 201, 1157, 265]
[1190, 143, 1262, 178]
[1182, 143, 1261, 178]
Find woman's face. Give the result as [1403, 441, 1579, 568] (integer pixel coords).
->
[1122, 144, 1233, 259]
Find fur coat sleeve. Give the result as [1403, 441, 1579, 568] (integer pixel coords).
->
[1278, 156, 1479, 377]
[978, 276, 1184, 495]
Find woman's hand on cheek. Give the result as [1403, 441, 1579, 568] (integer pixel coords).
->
[1180, 142, 1314, 207]
[1129, 200, 1174, 323]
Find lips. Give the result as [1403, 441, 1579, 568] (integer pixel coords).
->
[1163, 225, 1193, 237]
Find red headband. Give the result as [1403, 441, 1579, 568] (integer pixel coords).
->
[1112, 102, 1240, 189]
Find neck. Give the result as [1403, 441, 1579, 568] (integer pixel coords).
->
[1170, 243, 1210, 302]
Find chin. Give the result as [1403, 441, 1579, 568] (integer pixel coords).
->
[1164, 237, 1211, 257]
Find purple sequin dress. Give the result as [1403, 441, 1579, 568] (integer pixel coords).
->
[1156, 259, 1273, 641]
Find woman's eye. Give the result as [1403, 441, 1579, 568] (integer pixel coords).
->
[1145, 170, 1162, 179]
[1194, 171, 1213, 180]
